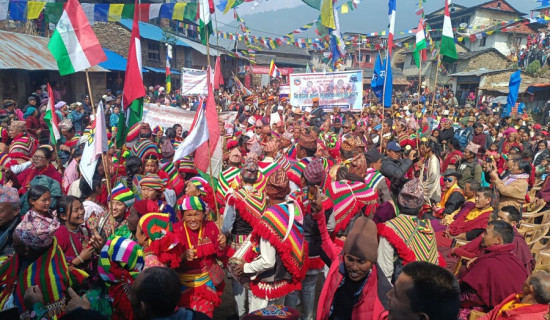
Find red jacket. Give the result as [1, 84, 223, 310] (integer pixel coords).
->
[313, 212, 390, 320]
[479, 293, 549, 320]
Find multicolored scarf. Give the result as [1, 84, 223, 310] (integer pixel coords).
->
[364, 168, 384, 190]
[329, 181, 379, 235]
[246, 203, 309, 299]
[228, 188, 267, 226]
[286, 142, 297, 159]
[0, 238, 74, 316]
[160, 161, 180, 185]
[217, 167, 241, 202]
[287, 158, 311, 188]
[438, 183, 463, 208]
[378, 215, 444, 267]
[275, 153, 291, 171]
[258, 159, 281, 178]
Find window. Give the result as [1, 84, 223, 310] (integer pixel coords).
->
[364, 54, 371, 63]
[184, 47, 193, 68]
[147, 42, 160, 61]
[480, 37, 487, 47]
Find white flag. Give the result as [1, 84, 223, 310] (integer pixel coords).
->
[80, 101, 108, 187]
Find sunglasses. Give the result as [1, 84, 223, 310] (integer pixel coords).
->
[256, 127, 262, 129]
[443, 178, 454, 182]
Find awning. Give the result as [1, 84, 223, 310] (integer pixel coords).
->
[144, 67, 181, 75]
[100, 49, 148, 73]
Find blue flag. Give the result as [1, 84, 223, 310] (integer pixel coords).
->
[372, 54, 384, 102]
[383, 54, 393, 108]
[503, 70, 521, 117]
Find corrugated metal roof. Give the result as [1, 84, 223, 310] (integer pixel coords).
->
[144, 66, 181, 74]
[0, 30, 107, 72]
[450, 68, 510, 77]
[100, 49, 149, 73]
[119, 18, 190, 48]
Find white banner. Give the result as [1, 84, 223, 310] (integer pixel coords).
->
[180, 67, 214, 96]
[142, 103, 236, 131]
[289, 70, 363, 110]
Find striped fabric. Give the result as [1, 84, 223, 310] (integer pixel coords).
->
[8, 136, 36, 161]
[179, 196, 206, 212]
[258, 160, 281, 177]
[384, 215, 440, 265]
[275, 153, 291, 171]
[131, 139, 159, 160]
[160, 161, 179, 184]
[177, 156, 197, 174]
[217, 167, 240, 201]
[286, 142, 297, 159]
[329, 181, 378, 234]
[232, 171, 267, 193]
[233, 187, 267, 221]
[287, 158, 310, 187]
[364, 168, 384, 190]
[139, 213, 171, 241]
[0, 238, 73, 314]
[258, 203, 306, 267]
[98, 236, 145, 284]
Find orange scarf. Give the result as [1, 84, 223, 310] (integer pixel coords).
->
[439, 183, 463, 208]
[465, 206, 493, 221]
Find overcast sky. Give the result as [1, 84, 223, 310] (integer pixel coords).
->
[212, 0, 538, 41]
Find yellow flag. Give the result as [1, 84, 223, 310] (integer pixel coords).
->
[341, 4, 349, 14]
[173, 3, 187, 21]
[224, 0, 237, 14]
[27, 1, 45, 20]
[321, 0, 335, 29]
[108, 4, 124, 22]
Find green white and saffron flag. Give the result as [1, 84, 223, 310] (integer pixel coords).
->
[199, 0, 214, 45]
[44, 83, 60, 144]
[441, 0, 458, 63]
[413, 19, 427, 68]
[48, 0, 106, 75]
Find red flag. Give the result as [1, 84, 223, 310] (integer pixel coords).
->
[194, 66, 220, 173]
[122, 0, 145, 109]
[213, 56, 224, 90]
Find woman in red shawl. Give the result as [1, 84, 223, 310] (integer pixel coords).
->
[174, 196, 226, 317]
[441, 138, 464, 173]
[17, 146, 62, 195]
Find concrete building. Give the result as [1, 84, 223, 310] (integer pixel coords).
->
[425, 0, 531, 56]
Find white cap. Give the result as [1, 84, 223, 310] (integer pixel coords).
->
[442, 110, 450, 116]
[247, 117, 255, 125]
[305, 107, 312, 113]
[245, 131, 254, 139]
[277, 105, 284, 110]
[403, 106, 409, 111]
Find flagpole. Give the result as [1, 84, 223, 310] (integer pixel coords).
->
[380, 49, 389, 152]
[85, 69, 96, 115]
[431, 53, 441, 109]
[203, 8, 221, 227]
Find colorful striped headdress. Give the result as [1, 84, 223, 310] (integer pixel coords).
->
[188, 177, 208, 195]
[98, 236, 144, 284]
[179, 196, 206, 212]
[126, 122, 141, 142]
[131, 139, 159, 161]
[9, 137, 36, 161]
[0, 152, 11, 167]
[153, 125, 163, 136]
[138, 213, 172, 242]
[139, 174, 167, 192]
[110, 183, 135, 207]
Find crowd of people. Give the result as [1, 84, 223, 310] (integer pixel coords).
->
[0, 80, 549, 320]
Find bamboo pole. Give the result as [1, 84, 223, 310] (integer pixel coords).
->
[204, 15, 222, 228]
[431, 54, 441, 109]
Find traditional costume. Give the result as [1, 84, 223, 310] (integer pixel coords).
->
[98, 236, 145, 320]
[175, 197, 226, 317]
[138, 213, 182, 269]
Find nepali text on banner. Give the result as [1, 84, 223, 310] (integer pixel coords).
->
[289, 70, 363, 110]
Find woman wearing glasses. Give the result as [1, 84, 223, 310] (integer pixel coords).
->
[17, 145, 62, 195]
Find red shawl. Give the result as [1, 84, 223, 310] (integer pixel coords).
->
[442, 149, 463, 173]
[17, 164, 63, 195]
[460, 243, 529, 309]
